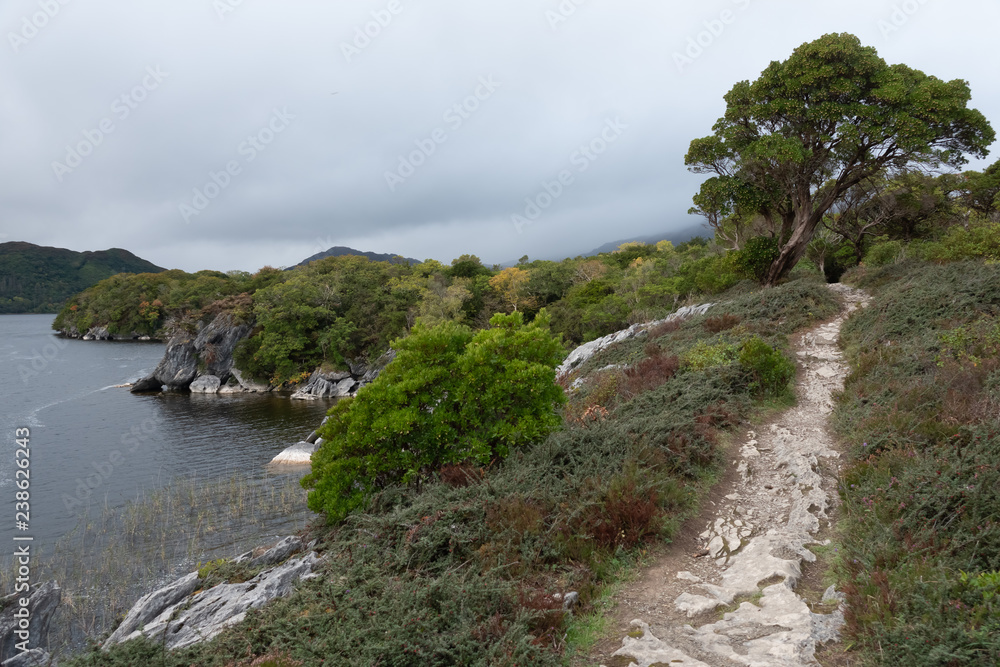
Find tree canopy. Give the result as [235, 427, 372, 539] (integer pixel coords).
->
[686, 32, 994, 285]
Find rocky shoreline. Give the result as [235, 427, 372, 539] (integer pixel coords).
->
[0, 536, 321, 666]
[102, 536, 321, 652]
[59, 312, 394, 400]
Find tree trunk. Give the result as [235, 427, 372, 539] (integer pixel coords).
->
[762, 209, 822, 286]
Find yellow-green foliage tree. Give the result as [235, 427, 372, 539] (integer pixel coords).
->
[488, 266, 533, 312]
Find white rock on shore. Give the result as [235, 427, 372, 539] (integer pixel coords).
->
[269, 441, 319, 464]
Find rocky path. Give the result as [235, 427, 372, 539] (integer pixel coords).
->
[594, 284, 868, 667]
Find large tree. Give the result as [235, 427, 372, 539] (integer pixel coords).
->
[686, 33, 994, 285]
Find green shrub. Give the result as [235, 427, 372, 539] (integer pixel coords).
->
[921, 221, 1000, 263]
[301, 310, 566, 523]
[682, 340, 737, 370]
[737, 337, 795, 397]
[196, 558, 228, 580]
[733, 236, 780, 282]
[862, 239, 906, 267]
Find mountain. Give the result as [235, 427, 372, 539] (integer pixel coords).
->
[295, 246, 420, 268]
[0, 242, 166, 314]
[584, 223, 707, 256]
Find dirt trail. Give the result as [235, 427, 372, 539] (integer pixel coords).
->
[590, 283, 868, 667]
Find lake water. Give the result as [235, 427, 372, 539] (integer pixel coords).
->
[0, 314, 333, 566]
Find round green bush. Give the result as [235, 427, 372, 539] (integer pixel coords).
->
[301, 310, 566, 524]
[738, 336, 795, 396]
[733, 236, 781, 283]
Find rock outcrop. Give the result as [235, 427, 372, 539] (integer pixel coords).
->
[290, 369, 356, 399]
[132, 317, 395, 397]
[104, 537, 320, 652]
[0, 581, 60, 664]
[131, 312, 254, 393]
[290, 349, 396, 400]
[557, 303, 713, 378]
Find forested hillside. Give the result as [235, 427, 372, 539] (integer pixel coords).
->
[0, 242, 164, 314]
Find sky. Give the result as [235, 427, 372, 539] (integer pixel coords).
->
[1, 0, 998, 273]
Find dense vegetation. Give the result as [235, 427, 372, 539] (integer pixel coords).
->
[54, 237, 746, 385]
[52, 267, 283, 337]
[71, 269, 839, 667]
[834, 260, 1000, 665]
[0, 242, 164, 314]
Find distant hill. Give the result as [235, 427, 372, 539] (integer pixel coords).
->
[585, 224, 707, 256]
[295, 246, 420, 268]
[0, 242, 165, 314]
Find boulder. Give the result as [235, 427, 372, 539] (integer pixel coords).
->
[189, 375, 221, 394]
[218, 380, 242, 394]
[293, 350, 397, 400]
[83, 326, 112, 341]
[0, 581, 61, 662]
[229, 368, 270, 394]
[359, 349, 397, 384]
[193, 313, 253, 380]
[269, 441, 318, 464]
[132, 335, 198, 392]
[129, 375, 164, 393]
[291, 369, 358, 400]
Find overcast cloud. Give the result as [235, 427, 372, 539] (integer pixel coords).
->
[1, 0, 997, 272]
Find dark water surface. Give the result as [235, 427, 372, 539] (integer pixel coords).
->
[0, 314, 332, 557]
